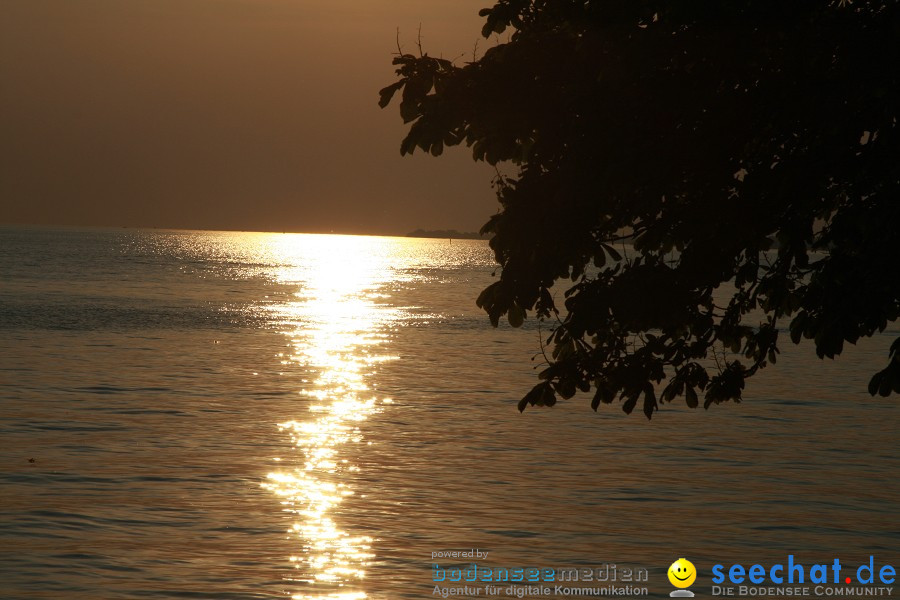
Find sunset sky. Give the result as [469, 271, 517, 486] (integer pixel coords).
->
[1, 0, 496, 235]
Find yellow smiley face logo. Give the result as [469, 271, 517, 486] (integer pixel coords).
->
[668, 558, 697, 588]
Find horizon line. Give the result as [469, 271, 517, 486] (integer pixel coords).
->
[0, 222, 488, 240]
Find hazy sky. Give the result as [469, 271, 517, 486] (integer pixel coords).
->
[0, 0, 498, 235]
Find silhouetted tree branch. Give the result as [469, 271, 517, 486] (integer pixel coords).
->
[380, 0, 900, 417]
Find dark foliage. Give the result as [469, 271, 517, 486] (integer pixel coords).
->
[380, 0, 900, 417]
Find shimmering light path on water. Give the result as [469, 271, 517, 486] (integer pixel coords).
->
[261, 235, 404, 599]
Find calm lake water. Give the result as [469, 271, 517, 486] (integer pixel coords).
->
[1, 226, 897, 600]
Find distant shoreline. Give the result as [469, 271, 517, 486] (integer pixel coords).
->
[406, 229, 487, 240]
[0, 223, 491, 239]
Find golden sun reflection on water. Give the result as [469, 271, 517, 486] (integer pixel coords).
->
[260, 235, 403, 600]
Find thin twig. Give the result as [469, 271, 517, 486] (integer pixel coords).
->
[537, 319, 551, 367]
[395, 28, 404, 56]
